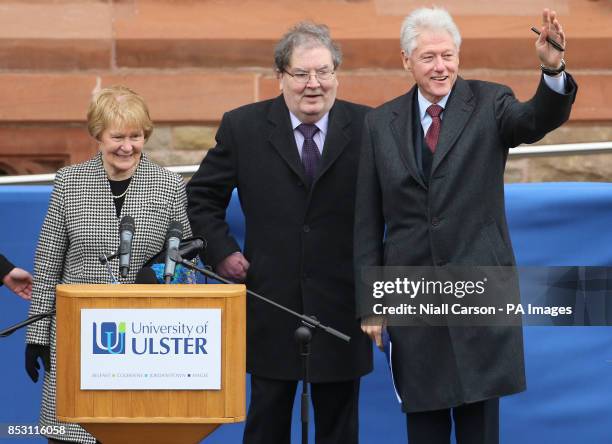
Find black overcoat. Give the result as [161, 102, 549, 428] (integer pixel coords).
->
[354, 75, 578, 412]
[0, 254, 15, 281]
[188, 96, 373, 382]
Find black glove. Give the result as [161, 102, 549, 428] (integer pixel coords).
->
[25, 343, 50, 383]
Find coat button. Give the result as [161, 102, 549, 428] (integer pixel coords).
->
[303, 225, 310, 233]
[431, 217, 440, 227]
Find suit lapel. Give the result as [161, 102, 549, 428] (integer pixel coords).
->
[390, 88, 427, 190]
[267, 95, 309, 186]
[314, 101, 350, 186]
[431, 77, 475, 174]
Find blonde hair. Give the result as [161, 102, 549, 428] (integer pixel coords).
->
[87, 85, 154, 141]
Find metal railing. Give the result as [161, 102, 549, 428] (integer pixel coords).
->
[1, 141, 611, 185]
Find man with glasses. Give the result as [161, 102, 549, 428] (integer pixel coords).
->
[188, 22, 372, 444]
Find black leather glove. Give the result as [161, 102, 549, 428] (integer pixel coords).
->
[25, 343, 50, 383]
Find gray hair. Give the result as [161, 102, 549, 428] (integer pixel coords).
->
[400, 7, 462, 56]
[274, 21, 342, 72]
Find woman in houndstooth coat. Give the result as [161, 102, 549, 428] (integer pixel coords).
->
[25, 85, 192, 444]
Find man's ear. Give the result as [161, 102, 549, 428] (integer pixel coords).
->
[401, 50, 412, 72]
[276, 70, 283, 91]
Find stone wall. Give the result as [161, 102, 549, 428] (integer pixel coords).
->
[0, 0, 610, 181]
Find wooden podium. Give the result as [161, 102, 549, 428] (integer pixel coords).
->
[55, 284, 246, 444]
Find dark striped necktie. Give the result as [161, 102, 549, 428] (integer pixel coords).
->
[297, 123, 321, 183]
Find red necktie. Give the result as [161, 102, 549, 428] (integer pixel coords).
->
[425, 104, 443, 153]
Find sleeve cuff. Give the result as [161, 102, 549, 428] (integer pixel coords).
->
[0, 254, 15, 282]
[543, 71, 567, 94]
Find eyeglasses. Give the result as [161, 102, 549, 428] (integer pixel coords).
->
[283, 69, 335, 84]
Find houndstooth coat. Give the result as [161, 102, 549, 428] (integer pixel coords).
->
[25, 152, 192, 443]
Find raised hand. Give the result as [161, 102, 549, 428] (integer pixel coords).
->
[536, 8, 565, 70]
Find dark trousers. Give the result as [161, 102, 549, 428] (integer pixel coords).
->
[243, 374, 360, 444]
[405, 399, 499, 444]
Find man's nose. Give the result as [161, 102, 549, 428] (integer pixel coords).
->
[433, 56, 445, 71]
[305, 73, 321, 87]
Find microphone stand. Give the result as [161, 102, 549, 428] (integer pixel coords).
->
[3, 251, 123, 339]
[0, 310, 56, 338]
[171, 252, 350, 444]
[295, 324, 313, 444]
[99, 252, 120, 284]
[171, 253, 350, 342]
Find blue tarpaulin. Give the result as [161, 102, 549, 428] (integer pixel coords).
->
[1, 183, 611, 443]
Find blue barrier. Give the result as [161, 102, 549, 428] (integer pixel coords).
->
[1, 183, 611, 443]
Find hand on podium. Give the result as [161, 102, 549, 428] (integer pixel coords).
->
[25, 343, 51, 382]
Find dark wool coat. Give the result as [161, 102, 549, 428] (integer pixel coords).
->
[188, 96, 373, 382]
[354, 75, 578, 412]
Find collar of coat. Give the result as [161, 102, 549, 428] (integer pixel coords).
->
[266, 95, 352, 188]
[388, 77, 476, 188]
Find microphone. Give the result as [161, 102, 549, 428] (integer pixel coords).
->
[177, 238, 205, 260]
[118, 215, 135, 278]
[163, 221, 183, 284]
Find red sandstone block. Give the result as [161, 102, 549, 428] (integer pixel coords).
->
[115, 39, 276, 69]
[460, 38, 612, 70]
[0, 125, 97, 163]
[338, 73, 415, 106]
[0, 2, 112, 70]
[339, 39, 402, 70]
[115, 36, 611, 71]
[0, 0, 608, 71]
[0, 75, 98, 122]
[0, 73, 257, 123]
[110, 0, 611, 70]
[567, 72, 612, 121]
[112, 0, 358, 39]
[0, 2, 111, 38]
[0, 39, 111, 70]
[101, 74, 257, 122]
